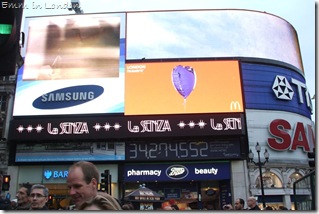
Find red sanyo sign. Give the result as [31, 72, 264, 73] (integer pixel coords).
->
[268, 119, 315, 152]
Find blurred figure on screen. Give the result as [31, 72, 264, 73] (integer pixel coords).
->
[23, 16, 121, 81]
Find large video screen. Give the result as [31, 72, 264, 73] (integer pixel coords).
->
[12, 10, 278, 117]
[126, 10, 303, 71]
[125, 60, 243, 115]
[13, 13, 126, 116]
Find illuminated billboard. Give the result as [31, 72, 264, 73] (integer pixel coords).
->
[125, 60, 243, 115]
[13, 13, 126, 116]
[15, 142, 125, 162]
[9, 113, 245, 141]
[126, 10, 303, 72]
[241, 62, 312, 118]
[14, 9, 302, 117]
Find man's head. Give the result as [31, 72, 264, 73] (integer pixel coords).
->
[67, 161, 99, 209]
[234, 198, 245, 210]
[16, 183, 32, 207]
[247, 197, 257, 209]
[29, 184, 49, 210]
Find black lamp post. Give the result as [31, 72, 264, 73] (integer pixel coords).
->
[248, 142, 270, 209]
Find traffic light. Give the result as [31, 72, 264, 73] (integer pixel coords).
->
[308, 148, 315, 168]
[0, 0, 24, 76]
[2, 175, 11, 191]
[100, 170, 109, 192]
[48, 195, 53, 204]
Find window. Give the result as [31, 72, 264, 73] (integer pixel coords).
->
[255, 172, 283, 188]
[289, 172, 308, 188]
[108, 143, 115, 150]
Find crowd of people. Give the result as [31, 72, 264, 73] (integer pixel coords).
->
[0, 161, 290, 210]
[1, 161, 123, 210]
[222, 197, 289, 211]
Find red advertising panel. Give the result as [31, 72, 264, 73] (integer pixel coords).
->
[125, 60, 243, 115]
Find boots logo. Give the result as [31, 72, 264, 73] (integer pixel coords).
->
[272, 75, 294, 100]
[166, 165, 188, 180]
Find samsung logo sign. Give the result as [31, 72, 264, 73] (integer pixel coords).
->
[33, 85, 104, 109]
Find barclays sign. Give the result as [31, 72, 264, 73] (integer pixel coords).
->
[44, 170, 68, 180]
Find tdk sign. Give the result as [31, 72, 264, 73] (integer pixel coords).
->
[33, 85, 104, 109]
[272, 75, 312, 112]
[272, 76, 294, 100]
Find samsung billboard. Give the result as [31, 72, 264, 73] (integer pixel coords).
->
[13, 9, 303, 117]
[13, 13, 126, 116]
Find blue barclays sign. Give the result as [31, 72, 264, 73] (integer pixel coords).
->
[44, 170, 68, 180]
[241, 63, 312, 118]
[124, 162, 230, 182]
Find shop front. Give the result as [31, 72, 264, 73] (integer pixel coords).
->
[122, 162, 231, 210]
[12, 164, 119, 210]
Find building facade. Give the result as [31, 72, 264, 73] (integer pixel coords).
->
[0, 9, 314, 210]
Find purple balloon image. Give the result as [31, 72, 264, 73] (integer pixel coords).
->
[172, 65, 196, 99]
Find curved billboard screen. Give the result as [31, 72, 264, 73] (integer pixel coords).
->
[126, 10, 303, 72]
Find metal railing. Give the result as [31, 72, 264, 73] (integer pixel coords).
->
[293, 170, 315, 210]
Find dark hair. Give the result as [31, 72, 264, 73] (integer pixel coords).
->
[69, 161, 100, 184]
[20, 182, 32, 196]
[223, 205, 230, 209]
[265, 206, 273, 210]
[238, 198, 245, 207]
[223, 204, 232, 210]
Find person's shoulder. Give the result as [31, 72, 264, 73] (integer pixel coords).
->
[96, 192, 122, 210]
[97, 191, 117, 202]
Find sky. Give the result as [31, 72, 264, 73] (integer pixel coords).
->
[20, 0, 316, 121]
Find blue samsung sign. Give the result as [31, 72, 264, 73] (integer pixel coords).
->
[33, 85, 104, 109]
[124, 162, 230, 182]
[241, 63, 312, 118]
